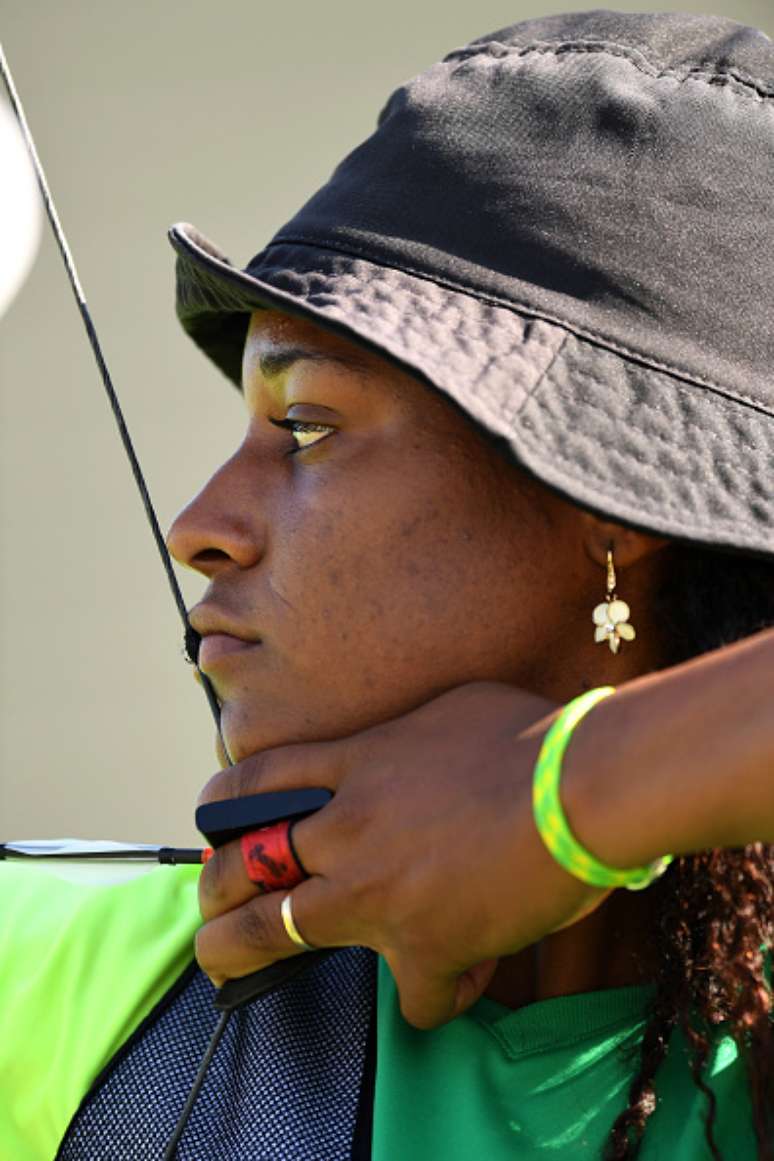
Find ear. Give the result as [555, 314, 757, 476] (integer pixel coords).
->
[578, 512, 671, 571]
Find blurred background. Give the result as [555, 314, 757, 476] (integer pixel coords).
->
[2, 0, 772, 843]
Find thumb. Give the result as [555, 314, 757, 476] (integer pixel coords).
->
[452, 958, 499, 1018]
[386, 955, 499, 1030]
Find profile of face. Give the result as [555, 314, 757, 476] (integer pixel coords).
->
[167, 310, 668, 762]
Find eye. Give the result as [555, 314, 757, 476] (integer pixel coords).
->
[268, 417, 335, 453]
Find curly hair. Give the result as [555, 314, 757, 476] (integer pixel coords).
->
[605, 545, 774, 1160]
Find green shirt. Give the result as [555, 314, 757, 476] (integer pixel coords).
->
[373, 960, 756, 1159]
[0, 863, 760, 1159]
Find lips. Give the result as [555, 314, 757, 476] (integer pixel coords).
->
[187, 605, 262, 674]
[197, 632, 258, 671]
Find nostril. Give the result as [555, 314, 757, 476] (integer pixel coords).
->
[192, 549, 232, 565]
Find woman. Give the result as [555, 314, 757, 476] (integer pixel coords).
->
[2, 9, 772, 1160]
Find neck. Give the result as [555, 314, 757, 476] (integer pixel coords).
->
[485, 888, 658, 1010]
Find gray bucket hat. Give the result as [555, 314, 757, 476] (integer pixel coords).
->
[170, 10, 774, 558]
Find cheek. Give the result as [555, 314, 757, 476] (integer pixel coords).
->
[273, 474, 528, 684]
[220, 456, 551, 755]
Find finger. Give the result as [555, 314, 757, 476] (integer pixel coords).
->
[196, 875, 352, 986]
[197, 737, 346, 809]
[383, 955, 500, 1031]
[200, 822, 309, 921]
[384, 953, 461, 1031]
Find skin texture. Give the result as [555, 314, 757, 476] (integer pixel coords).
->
[167, 308, 674, 1022]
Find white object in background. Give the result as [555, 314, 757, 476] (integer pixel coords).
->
[0, 99, 42, 318]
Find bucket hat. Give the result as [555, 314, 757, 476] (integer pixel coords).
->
[169, 10, 774, 558]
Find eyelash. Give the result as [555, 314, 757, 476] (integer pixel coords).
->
[268, 417, 335, 453]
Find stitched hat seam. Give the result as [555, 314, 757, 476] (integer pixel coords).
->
[251, 236, 773, 416]
[177, 228, 773, 416]
[442, 39, 774, 100]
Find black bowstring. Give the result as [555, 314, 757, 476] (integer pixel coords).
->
[0, 41, 223, 738]
[161, 1010, 231, 1161]
[0, 44, 319, 1159]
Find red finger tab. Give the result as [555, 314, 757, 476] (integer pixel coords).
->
[240, 821, 307, 893]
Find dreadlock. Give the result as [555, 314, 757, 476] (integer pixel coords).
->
[605, 544, 774, 1159]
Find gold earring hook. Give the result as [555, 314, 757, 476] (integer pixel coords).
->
[606, 547, 616, 598]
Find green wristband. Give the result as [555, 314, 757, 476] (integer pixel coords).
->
[532, 687, 673, 891]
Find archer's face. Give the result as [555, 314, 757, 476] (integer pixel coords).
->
[168, 310, 596, 762]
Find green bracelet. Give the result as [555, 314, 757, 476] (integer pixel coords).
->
[532, 687, 673, 891]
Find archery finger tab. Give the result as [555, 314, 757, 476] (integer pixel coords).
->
[241, 821, 307, 892]
[199, 821, 308, 922]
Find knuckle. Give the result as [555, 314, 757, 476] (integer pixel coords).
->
[325, 792, 365, 843]
[334, 860, 391, 945]
[235, 902, 276, 951]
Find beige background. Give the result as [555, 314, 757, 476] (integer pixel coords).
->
[2, 1, 772, 844]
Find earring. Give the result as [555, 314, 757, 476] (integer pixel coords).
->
[592, 548, 636, 654]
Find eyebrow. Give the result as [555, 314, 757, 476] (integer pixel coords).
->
[257, 345, 374, 381]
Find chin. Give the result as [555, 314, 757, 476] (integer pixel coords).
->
[218, 699, 326, 763]
[218, 687, 398, 764]
[216, 667, 455, 764]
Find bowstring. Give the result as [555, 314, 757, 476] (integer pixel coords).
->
[0, 47, 302, 1158]
[0, 42, 227, 749]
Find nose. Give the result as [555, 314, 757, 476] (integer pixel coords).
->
[166, 447, 265, 579]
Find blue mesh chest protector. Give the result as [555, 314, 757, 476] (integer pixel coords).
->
[57, 948, 375, 1160]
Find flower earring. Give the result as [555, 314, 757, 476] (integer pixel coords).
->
[592, 548, 636, 654]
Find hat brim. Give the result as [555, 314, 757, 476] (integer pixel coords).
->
[170, 222, 773, 559]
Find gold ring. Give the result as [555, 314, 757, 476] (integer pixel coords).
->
[281, 892, 314, 952]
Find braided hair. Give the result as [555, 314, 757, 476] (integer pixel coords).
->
[605, 545, 774, 1159]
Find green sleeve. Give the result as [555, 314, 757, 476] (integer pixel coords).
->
[0, 861, 201, 1160]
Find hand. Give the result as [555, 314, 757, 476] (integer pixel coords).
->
[196, 682, 609, 1029]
